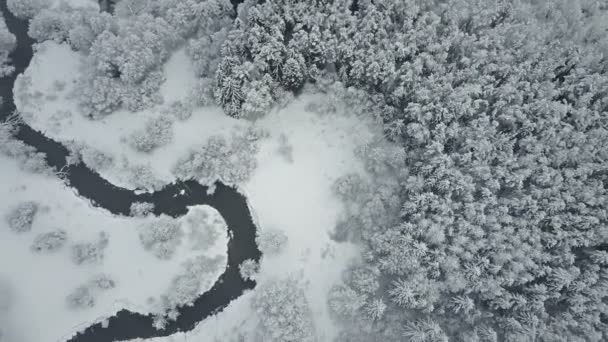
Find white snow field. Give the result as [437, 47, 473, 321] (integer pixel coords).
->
[0, 155, 227, 342]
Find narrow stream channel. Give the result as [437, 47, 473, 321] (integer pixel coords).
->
[0, 3, 260, 341]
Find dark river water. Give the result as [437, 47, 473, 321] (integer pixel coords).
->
[0, 2, 260, 341]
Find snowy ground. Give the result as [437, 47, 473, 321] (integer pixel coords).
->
[0, 155, 227, 342]
[13, 37, 379, 341]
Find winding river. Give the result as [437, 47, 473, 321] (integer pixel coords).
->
[0, 2, 260, 342]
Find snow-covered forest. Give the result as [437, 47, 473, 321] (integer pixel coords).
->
[1, 0, 608, 341]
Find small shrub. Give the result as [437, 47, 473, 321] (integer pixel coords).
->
[6, 201, 39, 233]
[80, 147, 114, 171]
[126, 163, 163, 191]
[239, 259, 259, 281]
[30, 230, 67, 253]
[71, 232, 109, 265]
[129, 116, 174, 153]
[256, 229, 288, 256]
[130, 202, 155, 217]
[139, 217, 183, 259]
[89, 274, 116, 290]
[66, 286, 95, 309]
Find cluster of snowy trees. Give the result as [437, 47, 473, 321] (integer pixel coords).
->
[172, 127, 264, 185]
[251, 277, 316, 342]
[28, 6, 113, 53]
[213, 0, 608, 341]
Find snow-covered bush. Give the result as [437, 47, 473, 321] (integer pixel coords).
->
[138, 217, 183, 259]
[160, 254, 225, 314]
[130, 202, 155, 217]
[71, 232, 109, 265]
[0, 17, 16, 78]
[6, 0, 47, 19]
[172, 127, 263, 185]
[5, 201, 39, 233]
[89, 274, 116, 290]
[252, 277, 316, 342]
[126, 163, 163, 191]
[128, 116, 174, 153]
[256, 228, 288, 256]
[239, 259, 259, 281]
[30, 230, 67, 253]
[66, 286, 95, 309]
